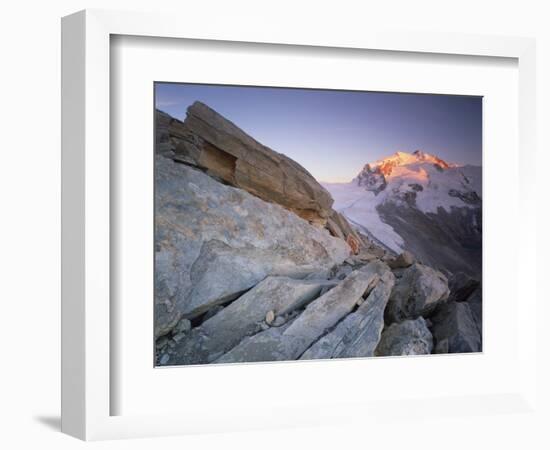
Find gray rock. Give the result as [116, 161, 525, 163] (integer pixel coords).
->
[354, 251, 378, 263]
[216, 261, 389, 363]
[375, 317, 433, 356]
[388, 251, 415, 269]
[201, 306, 224, 323]
[466, 286, 482, 336]
[334, 264, 353, 280]
[272, 316, 286, 327]
[159, 354, 170, 365]
[155, 156, 350, 336]
[385, 263, 450, 324]
[214, 322, 294, 364]
[172, 333, 186, 343]
[302, 269, 332, 281]
[169, 276, 332, 365]
[431, 301, 481, 353]
[173, 318, 192, 334]
[448, 272, 480, 303]
[300, 268, 395, 360]
[155, 336, 169, 350]
[319, 284, 336, 297]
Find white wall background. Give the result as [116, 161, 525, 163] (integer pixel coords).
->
[0, 1, 548, 449]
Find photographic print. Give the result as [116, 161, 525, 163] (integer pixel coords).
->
[154, 83, 482, 366]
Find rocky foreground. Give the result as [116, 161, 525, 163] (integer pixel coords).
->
[155, 102, 482, 366]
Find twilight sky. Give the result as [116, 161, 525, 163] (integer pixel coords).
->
[155, 83, 482, 183]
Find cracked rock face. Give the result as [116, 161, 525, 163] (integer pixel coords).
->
[214, 261, 389, 364]
[168, 276, 334, 365]
[155, 155, 350, 337]
[300, 267, 395, 360]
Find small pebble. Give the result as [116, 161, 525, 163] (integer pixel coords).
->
[159, 354, 170, 365]
[175, 318, 192, 333]
[265, 310, 275, 325]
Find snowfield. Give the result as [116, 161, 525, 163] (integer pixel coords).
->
[322, 181, 405, 253]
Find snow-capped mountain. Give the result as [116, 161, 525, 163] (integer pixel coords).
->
[323, 150, 482, 276]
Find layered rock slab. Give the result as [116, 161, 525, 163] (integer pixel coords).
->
[300, 267, 395, 360]
[170, 101, 334, 226]
[155, 155, 350, 337]
[375, 317, 433, 356]
[169, 276, 334, 365]
[215, 261, 387, 364]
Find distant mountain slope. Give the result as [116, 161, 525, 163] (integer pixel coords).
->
[323, 150, 482, 277]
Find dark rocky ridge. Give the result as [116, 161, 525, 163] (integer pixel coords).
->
[377, 202, 482, 277]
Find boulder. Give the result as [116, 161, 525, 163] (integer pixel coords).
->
[300, 268, 395, 360]
[155, 156, 350, 337]
[215, 261, 387, 363]
[169, 102, 334, 226]
[384, 263, 450, 324]
[388, 251, 415, 269]
[430, 301, 481, 353]
[168, 276, 334, 365]
[448, 272, 480, 303]
[375, 317, 433, 356]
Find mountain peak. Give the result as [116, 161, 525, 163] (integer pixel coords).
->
[354, 150, 454, 193]
[371, 150, 452, 173]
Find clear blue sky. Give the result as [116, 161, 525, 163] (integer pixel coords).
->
[155, 83, 482, 183]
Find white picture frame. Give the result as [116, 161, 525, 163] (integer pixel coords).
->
[61, 9, 538, 441]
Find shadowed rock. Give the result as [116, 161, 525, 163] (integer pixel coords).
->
[465, 285, 482, 337]
[375, 317, 433, 356]
[155, 156, 350, 337]
[385, 263, 450, 324]
[431, 301, 481, 353]
[448, 272, 480, 303]
[388, 251, 415, 269]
